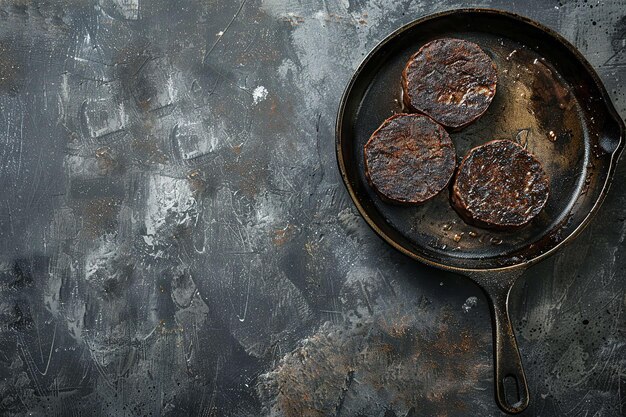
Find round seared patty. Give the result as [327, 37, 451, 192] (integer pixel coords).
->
[402, 38, 497, 129]
[451, 140, 550, 229]
[364, 113, 456, 204]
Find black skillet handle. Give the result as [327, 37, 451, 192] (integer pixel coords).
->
[486, 280, 529, 414]
[469, 270, 529, 414]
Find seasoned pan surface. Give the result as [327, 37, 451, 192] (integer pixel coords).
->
[337, 9, 624, 272]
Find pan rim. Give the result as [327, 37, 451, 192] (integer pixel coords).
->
[335, 7, 625, 274]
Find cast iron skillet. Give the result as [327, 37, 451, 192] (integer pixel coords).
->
[336, 9, 624, 414]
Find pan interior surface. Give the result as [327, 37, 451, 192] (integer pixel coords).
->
[337, 10, 623, 270]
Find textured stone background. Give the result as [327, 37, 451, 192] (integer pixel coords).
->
[0, 0, 624, 416]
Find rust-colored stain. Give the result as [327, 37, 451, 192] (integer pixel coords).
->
[257, 94, 292, 134]
[377, 342, 395, 354]
[259, 305, 490, 417]
[231, 143, 243, 155]
[186, 169, 206, 194]
[157, 323, 184, 335]
[304, 241, 317, 257]
[223, 155, 269, 198]
[82, 197, 122, 237]
[131, 137, 168, 165]
[272, 224, 295, 246]
[453, 399, 469, 412]
[95, 146, 117, 174]
[377, 313, 412, 338]
[433, 330, 476, 355]
[136, 96, 152, 112]
[260, 329, 352, 417]
[282, 14, 305, 26]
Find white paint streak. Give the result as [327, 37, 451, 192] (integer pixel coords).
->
[144, 175, 197, 254]
[84, 236, 123, 285]
[252, 86, 268, 104]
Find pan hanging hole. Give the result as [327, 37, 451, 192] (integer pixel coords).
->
[503, 375, 523, 407]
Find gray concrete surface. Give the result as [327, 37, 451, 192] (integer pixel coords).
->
[0, 0, 624, 416]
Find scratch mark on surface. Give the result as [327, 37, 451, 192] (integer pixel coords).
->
[17, 111, 24, 177]
[237, 269, 252, 322]
[84, 337, 117, 392]
[38, 321, 57, 376]
[203, 0, 248, 63]
[376, 267, 396, 297]
[17, 334, 47, 396]
[359, 280, 374, 315]
[5, 199, 14, 235]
